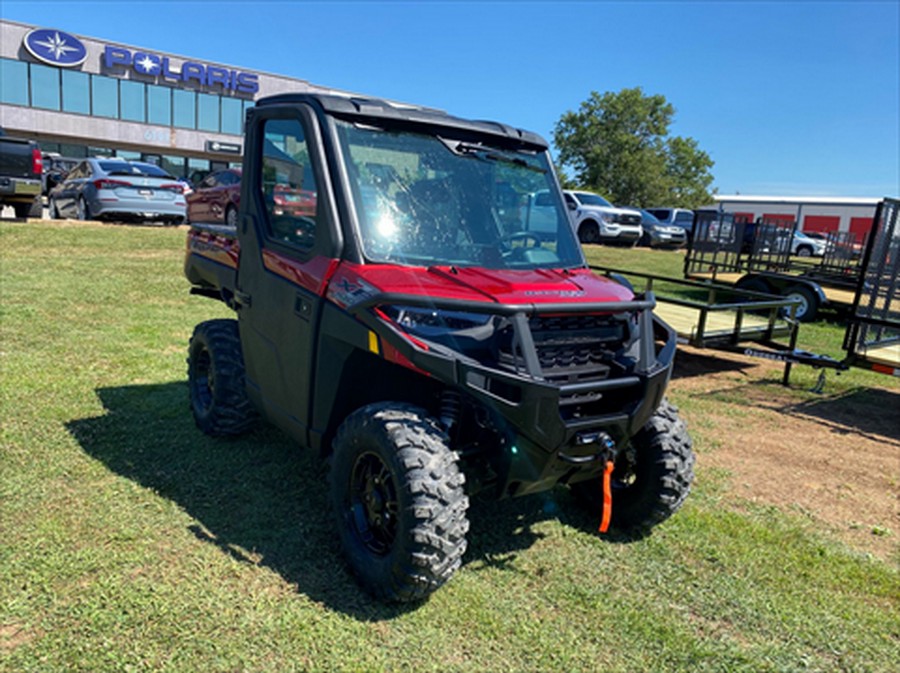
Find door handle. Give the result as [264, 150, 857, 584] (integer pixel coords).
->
[234, 290, 252, 308]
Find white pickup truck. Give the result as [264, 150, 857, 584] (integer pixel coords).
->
[562, 190, 643, 245]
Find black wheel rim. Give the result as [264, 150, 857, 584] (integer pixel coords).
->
[191, 346, 214, 413]
[349, 452, 399, 556]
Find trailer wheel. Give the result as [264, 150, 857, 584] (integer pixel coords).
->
[572, 399, 694, 536]
[579, 220, 601, 244]
[783, 284, 819, 322]
[330, 403, 469, 602]
[187, 319, 258, 437]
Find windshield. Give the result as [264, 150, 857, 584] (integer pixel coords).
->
[573, 192, 612, 207]
[335, 121, 583, 269]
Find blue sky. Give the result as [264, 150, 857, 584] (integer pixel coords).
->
[4, 0, 898, 198]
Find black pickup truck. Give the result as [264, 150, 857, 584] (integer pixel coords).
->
[0, 130, 43, 218]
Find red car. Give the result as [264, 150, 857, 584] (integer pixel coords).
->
[273, 184, 316, 218]
[186, 168, 241, 226]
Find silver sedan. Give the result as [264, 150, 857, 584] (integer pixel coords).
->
[49, 158, 187, 224]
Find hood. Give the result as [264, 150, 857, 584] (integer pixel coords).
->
[327, 263, 634, 309]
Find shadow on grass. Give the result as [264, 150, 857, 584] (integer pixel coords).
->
[670, 348, 757, 380]
[67, 383, 605, 619]
[776, 385, 900, 444]
[689, 379, 900, 444]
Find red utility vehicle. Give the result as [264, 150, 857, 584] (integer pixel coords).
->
[184, 93, 694, 602]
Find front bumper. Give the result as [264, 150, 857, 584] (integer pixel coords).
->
[350, 292, 677, 497]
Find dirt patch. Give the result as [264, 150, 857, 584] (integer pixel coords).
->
[670, 347, 899, 563]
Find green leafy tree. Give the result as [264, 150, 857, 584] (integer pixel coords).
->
[553, 88, 715, 208]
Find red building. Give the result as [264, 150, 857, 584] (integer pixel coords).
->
[712, 195, 882, 243]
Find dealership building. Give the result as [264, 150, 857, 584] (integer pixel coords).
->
[0, 19, 340, 179]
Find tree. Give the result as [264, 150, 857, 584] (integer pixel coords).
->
[553, 88, 715, 208]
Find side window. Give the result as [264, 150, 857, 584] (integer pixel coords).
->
[260, 118, 318, 249]
[675, 212, 694, 225]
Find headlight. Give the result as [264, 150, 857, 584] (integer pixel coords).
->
[385, 306, 492, 337]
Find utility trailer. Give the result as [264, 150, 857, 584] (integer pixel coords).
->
[684, 210, 866, 321]
[842, 198, 900, 377]
[589, 266, 843, 385]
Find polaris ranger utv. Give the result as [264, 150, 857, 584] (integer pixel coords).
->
[184, 93, 694, 602]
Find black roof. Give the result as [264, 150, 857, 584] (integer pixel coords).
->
[255, 92, 548, 151]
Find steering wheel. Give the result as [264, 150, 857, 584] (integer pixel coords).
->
[499, 232, 542, 250]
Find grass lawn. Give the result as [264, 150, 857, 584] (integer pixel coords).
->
[1, 222, 898, 672]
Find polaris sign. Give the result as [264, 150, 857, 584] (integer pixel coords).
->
[23, 28, 88, 67]
[103, 46, 259, 94]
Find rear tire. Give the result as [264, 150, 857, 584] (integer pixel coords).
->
[572, 399, 694, 535]
[330, 403, 469, 602]
[13, 197, 41, 219]
[579, 220, 601, 244]
[187, 319, 257, 437]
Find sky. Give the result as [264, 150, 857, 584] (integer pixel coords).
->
[3, 0, 899, 198]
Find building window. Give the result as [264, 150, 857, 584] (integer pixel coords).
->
[120, 80, 146, 122]
[173, 89, 196, 129]
[161, 154, 187, 179]
[0, 59, 28, 105]
[221, 97, 243, 135]
[147, 85, 171, 126]
[197, 93, 219, 132]
[92, 75, 119, 119]
[61, 70, 90, 114]
[31, 63, 61, 111]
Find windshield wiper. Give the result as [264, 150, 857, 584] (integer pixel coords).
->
[440, 139, 547, 173]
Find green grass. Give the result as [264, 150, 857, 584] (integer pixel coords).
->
[2, 222, 898, 672]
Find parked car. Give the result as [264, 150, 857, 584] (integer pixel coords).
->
[562, 190, 642, 245]
[48, 158, 187, 224]
[186, 168, 242, 225]
[0, 132, 42, 218]
[41, 153, 79, 196]
[646, 207, 696, 241]
[627, 207, 687, 248]
[792, 231, 827, 257]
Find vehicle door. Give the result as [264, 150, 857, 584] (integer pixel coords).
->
[235, 105, 340, 444]
[56, 161, 88, 216]
[187, 172, 217, 222]
[209, 171, 237, 222]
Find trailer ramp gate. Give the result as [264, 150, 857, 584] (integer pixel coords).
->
[844, 198, 900, 376]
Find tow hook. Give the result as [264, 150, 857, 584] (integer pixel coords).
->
[560, 431, 617, 533]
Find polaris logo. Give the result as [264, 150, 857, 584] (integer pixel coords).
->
[23, 28, 88, 67]
[103, 46, 259, 94]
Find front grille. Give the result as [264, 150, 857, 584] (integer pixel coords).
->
[495, 314, 628, 385]
[616, 213, 642, 226]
